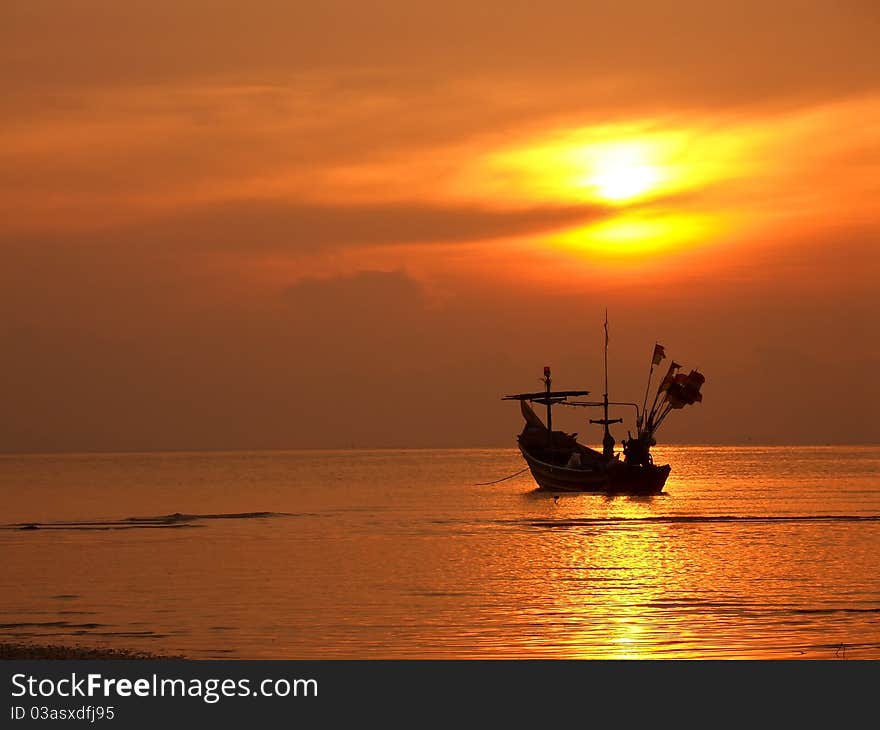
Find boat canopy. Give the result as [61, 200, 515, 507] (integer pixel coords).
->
[502, 390, 590, 403]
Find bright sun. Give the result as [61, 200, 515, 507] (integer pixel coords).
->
[585, 144, 664, 202]
[475, 130, 679, 207]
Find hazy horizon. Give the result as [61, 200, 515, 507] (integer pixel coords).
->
[2, 2, 878, 453]
[3, 442, 879, 458]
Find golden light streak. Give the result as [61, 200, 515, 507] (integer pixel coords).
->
[552, 211, 722, 258]
[470, 125, 740, 207]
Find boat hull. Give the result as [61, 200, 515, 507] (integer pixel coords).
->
[520, 447, 670, 495]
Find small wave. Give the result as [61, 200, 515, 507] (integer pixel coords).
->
[643, 600, 880, 617]
[520, 514, 880, 528]
[57, 610, 97, 616]
[82, 630, 166, 639]
[2, 521, 202, 532]
[126, 511, 295, 523]
[0, 621, 105, 630]
[790, 607, 880, 615]
[2, 511, 296, 532]
[409, 590, 480, 598]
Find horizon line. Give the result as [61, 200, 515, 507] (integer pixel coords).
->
[1, 443, 879, 458]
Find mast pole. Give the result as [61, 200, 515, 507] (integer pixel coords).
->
[544, 366, 553, 445]
[603, 310, 609, 430]
[591, 311, 622, 458]
[602, 310, 613, 458]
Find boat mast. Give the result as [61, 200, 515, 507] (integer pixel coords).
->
[589, 310, 622, 458]
[543, 366, 553, 443]
[603, 311, 609, 429]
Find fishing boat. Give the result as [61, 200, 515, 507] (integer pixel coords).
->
[503, 317, 705, 495]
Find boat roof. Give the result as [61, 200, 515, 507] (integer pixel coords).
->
[502, 390, 590, 402]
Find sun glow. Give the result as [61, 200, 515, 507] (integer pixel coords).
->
[449, 121, 762, 261]
[304, 106, 875, 268]
[583, 143, 665, 202]
[553, 211, 720, 258]
[470, 127, 696, 207]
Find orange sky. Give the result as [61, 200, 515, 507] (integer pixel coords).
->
[1, 1, 878, 451]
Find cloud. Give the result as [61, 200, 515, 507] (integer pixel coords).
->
[0, 199, 610, 254]
[284, 270, 424, 310]
[149, 199, 611, 250]
[3, 2, 878, 108]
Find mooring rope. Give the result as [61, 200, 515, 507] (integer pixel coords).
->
[473, 467, 530, 486]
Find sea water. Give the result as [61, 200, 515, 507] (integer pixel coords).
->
[1, 446, 878, 659]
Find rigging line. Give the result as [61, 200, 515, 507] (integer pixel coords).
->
[640, 343, 658, 430]
[473, 467, 530, 486]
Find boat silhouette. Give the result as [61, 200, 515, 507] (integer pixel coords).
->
[503, 315, 704, 495]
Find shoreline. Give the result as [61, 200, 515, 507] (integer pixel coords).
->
[0, 642, 182, 660]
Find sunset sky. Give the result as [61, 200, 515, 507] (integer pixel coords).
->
[1, 1, 878, 451]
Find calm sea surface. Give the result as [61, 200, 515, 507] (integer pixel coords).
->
[1, 447, 878, 659]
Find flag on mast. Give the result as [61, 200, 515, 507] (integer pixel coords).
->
[652, 343, 666, 366]
[659, 361, 682, 392]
